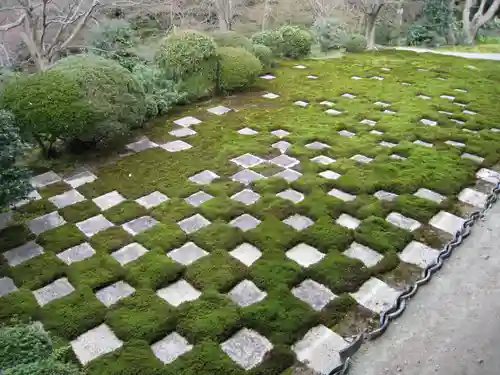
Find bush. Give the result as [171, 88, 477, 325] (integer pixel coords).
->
[212, 31, 254, 51]
[277, 25, 313, 58]
[251, 30, 282, 55]
[252, 44, 274, 69]
[312, 18, 349, 52]
[216, 47, 262, 93]
[343, 33, 367, 52]
[0, 110, 31, 207]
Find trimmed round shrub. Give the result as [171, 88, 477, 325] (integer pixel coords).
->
[212, 31, 254, 51]
[343, 33, 367, 52]
[277, 25, 313, 59]
[312, 17, 349, 52]
[251, 30, 282, 55]
[216, 47, 262, 93]
[252, 43, 274, 69]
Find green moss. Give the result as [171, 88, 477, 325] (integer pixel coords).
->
[392, 195, 441, 222]
[319, 293, 358, 327]
[191, 221, 244, 251]
[151, 198, 196, 223]
[344, 195, 390, 219]
[248, 346, 295, 375]
[369, 251, 400, 276]
[296, 191, 344, 220]
[106, 290, 178, 343]
[36, 223, 85, 253]
[248, 195, 296, 220]
[59, 200, 100, 223]
[0, 289, 39, 323]
[250, 255, 304, 290]
[104, 201, 148, 224]
[90, 226, 133, 253]
[10, 253, 67, 290]
[135, 222, 186, 252]
[185, 249, 246, 292]
[67, 254, 124, 290]
[299, 216, 353, 252]
[354, 216, 413, 254]
[38, 182, 71, 198]
[244, 216, 299, 251]
[252, 178, 289, 195]
[199, 196, 245, 221]
[204, 180, 243, 197]
[125, 252, 183, 289]
[0, 225, 34, 252]
[13, 200, 56, 222]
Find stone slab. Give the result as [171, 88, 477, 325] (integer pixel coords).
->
[27, 212, 66, 235]
[272, 140, 291, 154]
[350, 154, 373, 164]
[260, 74, 276, 79]
[168, 242, 208, 265]
[420, 118, 438, 126]
[414, 188, 446, 204]
[174, 116, 201, 127]
[328, 188, 356, 202]
[231, 153, 264, 168]
[294, 100, 308, 107]
[413, 140, 433, 147]
[229, 243, 262, 266]
[335, 214, 360, 230]
[0, 277, 17, 297]
[307, 75, 318, 79]
[189, 170, 219, 185]
[12, 190, 42, 208]
[262, 93, 279, 99]
[3, 241, 44, 266]
[76, 215, 114, 237]
[292, 279, 336, 311]
[156, 279, 201, 307]
[374, 101, 390, 107]
[461, 153, 484, 164]
[221, 328, 273, 370]
[111, 243, 148, 266]
[64, 170, 98, 188]
[160, 140, 192, 152]
[93, 191, 125, 211]
[325, 109, 342, 115]
[350, 277, 399, 314]
[49, 189, 85, 209]
[269, 154, 299, 168]
[126, 138, 158, 152]
[305, 141, 330, 150]
[122, 216, 158, 236]
[57, 242, 95, 265]
[95, 281, 135, 307]
[185, 191, 213, 207]
[399, 241, 440, 268]
[370, 130, 384, 135]
[71, 324, 123, 365]
[445, 140, 465, 148]
[390, 154, 407, 161]
[311, 155, 336, 165]
[343, 242, 383, 267]
[476, 168, 500, 184]
[169, 127, 197, 137]
[374, 190, 398, 201]
[30, 171, 61, 188]
[33, 278, 75, 306]
[320, 100, 334, 107]
[230, 214, 261, 232]
[380, 141, 397, 148]
[238, 127, 258, 135]
[273, 169, 302, 182]
[386, 212, 421, 232]
[339, 130, 355, 137]
[342, 93, 356, 99]
[319, 170, 341, 180]
[177, 214, 210, 234]
[360, 119, 377, 126]
[151, 332, 193, 364]
[231, 169, 265, 185]
[270, 129, 290, 138]
[136, 191, 169, 209]
[283, 214, 314, 231]
[231, 189, 261, 205]
[286, 243, 325, 268]
[429, 211, 465, 235]
[277, 189, 304, 204]
[228, 280, 267, 307]
[458, 188, 487, 207]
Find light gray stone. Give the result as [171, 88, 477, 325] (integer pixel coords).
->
[311, 155, 336, 165]
[160, 140, 192, 152]
[458, 188, 487, 207]
[454, 102, 467, 107]
[174, 116, 201, 127]
[328, 188, 356, 202]
[177, 214, 210, 234]
[451, 118, 466, 125]
[454, 88, 467, 93]
[3, 241, 44, 266]
[343, 242, 383, 267]
[169, 127, 197, 137]
[272, 140, 291, 154]
[307, 75, 318, 79]
[207, 105, 232, 115]
[360, 119, 377, 126]
[383, 109, 396, 114]
[231, 153, 264, 168]
[293, 325, 348, 375]
[273, 169, 302, 182]
[269, 154, 300, 168]
[111, 243, 148, 266]
[292, 279, 336, 311]
[238, 127, 258, 135]
[156, 279, 201, 307]
[30, 171, 61, 188]
[351, 76, 362, 80]
[0, 277, 17, 297]
[294, 100, 308, 107]
[439, 110, 453, 115]
[386, 212, 421, 232]
[12, 190, 42, 208]
[71, 324, 123, 365]
[319, 170, 341, 180]
[64, 170, 97, 188]
[95, 281, 135, 307]
[126, 138, 158, 152]
[33, 278, 75, 306]
[93, 191, 125, 211]
[335, 213, 360, 229]
[417, 94, 432, 100]
[168, 242, 208, 265]
[350, 277, 399, 314]
[221, 329, 273, 370]
[228, 280, 267, 307]
[440, 95, 455, 100]
[57, 243, 95, 265]
[445, 140, 466, 148]
[414, 188, 446, 204]
[461, 153, 484, 163]
[429, 211, 465, 235]
[122, 216, 158, 236]
[325, 109, 342, 115]
[229, 243, 262, 266]
[390, 154, 407, 161]
[230, 214, 261, 232]
[270, 129, 290, 138]
[381, 67, 391, 71]
[185, 191, 213, 207]
[294, 65, 307, 69]
[151, 332, 192, 364]
[374, 190, 398, 202]
[320, 101, 334, 107]
[305, 141, 330, 150]
[413, 140, 433, 147]
[417, 68, 428, 71]
[277, 189, 304, 204]
[231, 169, 265, 185]
[476, 168, 500, 184]
[462, 128, 478, 133]
[374, 101, 390, 107]
[491, 128, 500, 132]
[136, 191, 169, 209]
[420, 119, 438, 126]
[342, 93, 356, 99]
[260, 74, 276, 80]
[370, 130, 384, 135]
[283, 214, 314, 231]
[49, 189, 85, 209]
[262, 93, 279, 99]
[286, 244, 325, 267]
[380, 141, 397, 148]
[371, 76, 384, 80]
[27, 211, 66, 235]
[350, 154, 373, 164]
[400, 82, 410, 85]
[231, 189, 260, 205]
[338, 130, 355, 137]
[76, 215, 114, 237]
[189, 170, 219, 185]
[0, 210, 13, 230]
[399, 241, 439, 268]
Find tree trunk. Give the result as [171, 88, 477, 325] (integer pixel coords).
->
[462, 0, 500, 44]
[364, 14, 377, 49]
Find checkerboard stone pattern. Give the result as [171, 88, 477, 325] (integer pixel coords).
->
[122, 216, 158, 236]
[221, 328, 273, 370]
[286, 244, 325, 267]
[156, 279, 201, 307]
[292, 280, 336, 311]
[27, 212, 66, 235]
[230, 214, 261, 232]
[189, 170, 219, 185]
[95, 281, 135, 307]
[49, 189, 85, 209]
[57, 243, 95, 265]
[386, 212, 421, 232]
[33, 278, 75, 306]
[3, 241, 44, 266]
[93, 191, 125, 211]
[0, 277, 18, 297]
[136, 191, 169, 209]
[64, 170, 97, 188]
[111, 243, 148, 266]
[71, 324, 123, 365]
[77, 215, 114, 237]
[343, 242, 383, 267]
[151, 332, 193, 364]
[177, 214, 211, 234]
[228, 280, 267, 307]
[350, 277, 400, 314]
[399, 241, 439, 268]
[168, 242, 208, 265]
[229, 243, 262, 266]
[429, 211, 465, 235]
[31, 171, 61, 188]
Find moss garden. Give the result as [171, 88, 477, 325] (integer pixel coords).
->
[1, 50, 500, 375]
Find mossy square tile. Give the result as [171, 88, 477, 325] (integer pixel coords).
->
[93, 191, 125, 211]
[126, 137, 158, 152]
[207, 105, 232, 115]
[273, 169, 302, 183]
[136, 191, 169, 209]
[269, 155, 300, 168]
[95, 281, 135, 307]
[189, 170, 220, 185]
[291, 279, 336, 311]
[229, 243, 262, 266]
[177, 214, 211, 234]
[476, 168, 500, 184]
[122, 216, 158, 236]
[399, 241, 439, 268]
[27, 212, 66, 235]
[76, 215, 114, 237]
[231, 169, 265, 185]
[221, 328, 273, 370]
[286, 243, 325, 268]
[33, 277, 75, 306]
[350, 277, 399, 314]
[386, 212, 421, 232]
[231, 153, 265, 168]
[156, 279, 201, 307]
[151, 332, 193, 364]
[458, 188, 487, 207]
[48, 189, 85, 209]
[71, 324, 123, 365]
[231, 189, 260, 205]
[63, 170, 98, 188]
[56, 243, 95, 265]
[111, 243, 148, 266]
[429, 211, 465, 235]
[3, 241, 44, 266]
[283, 214, 314, 231]
[0, 277, 17, 297]
[228, 280, 267, 307]
[160, 140, 192, 152]
[30, 171, 62, 189]
[167, 242, 209, 266]
[343, 242, 383, 267]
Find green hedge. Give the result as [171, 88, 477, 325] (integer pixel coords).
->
[212, 31, 254, 51]
[217, 47, 262, 93]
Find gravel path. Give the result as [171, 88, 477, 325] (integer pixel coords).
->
[390, 46, 500, 61]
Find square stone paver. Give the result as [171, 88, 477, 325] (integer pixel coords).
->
[454, 102, 467, 107]
[208, 105, 232, 115]
[93, 191, 125, 211]
[383, 109, 396, 114]
[30, 171, 61, 188]
[440, 95, 455, 100]
[71, 324, 123, 365]
[111, 243, 148, 266]
[307, 75, 318, 79]
[343, 242, 383, 267]
[338, 130, 355, 137]
[49, 189, 85, 209]
[76, 215, 114, 237]
[177, 214, 211, 234]
[136, 191, 169, 209]
[126, 138, 158, 152]
[174, 116, 201, 127]
[260, 74, 276, 80]
[294, 100, 308, 107]
[360, 119, 377, 126]
[386, 212, 421, 232]
[273, 169, 302, 182]
[33, 278, 75, 306]
[238, 127, 258, 135]
[429, 211, 465, 235]
[414, 188, 446, 204]
[122, 216, 158, 236]
[374, 190, 398, 201]
[305, 141, 330, 150]
[335, 214, 361, 230]
[0, 277, 17, 297]
[169, 127, 197, 137]
[228, 280, 267, 307]
[230, 214, 261, 232]
[221, 328, 273, 370]
[262, 93, 280, 99]
[272, 140, 292, 154]
[476, 168, 500, 184]
[95, 281, 135, 307]
[12, 190, 42, 208]
[350, 277, 399, 314]
[350, 154, 373, 164]
[370, 130, 384, 135]
[286, 244, 325, 267]
[161, 140, 192, 152]
[64, 170, 97, 188]
[325, 109, 342, 115]
[320, 100, 334, 107]
[270, 155, 300, 168]
[380, 141, 398, 148]
[229, 243, 262, 266]
[439, 110, 453, 115]
[463, 109, 477, 115]
[185, 191, 213, 207]
[292, 280, 336, 311]
[294, 65, 307, 69]
[455, 88, 467, 93]
[351, 75, 362, 80]
[151, 332, 193, 364]
[342, 93, 356, 99]
[390, 154, 407, 161]
[277, 189, 304, 204]
[420, 118, 438, 126]
[3, 241, 44, 266]
[271, 129, 290, 138]
[168, 242, 208, 265]
[371, 76, 384, 80]
[445, 140, 466, 148]
[311, 155, 336, 165]
[462, 153, 484, 164]
[451, 118, 466, 125]
[399, 241, 439, 268]
[293, 325, 348, 375]
[189, 170, 219, 185]
[413, 140, 433, 147]
[231, 189, 260, 205]
[156, 279, 201, 307]
[231, 153, 264, 168]
[231, 169, 265, 185]
[458, 188, 487, 207]
[374, 101, 390, 107]
[27, 211, 66, 235]
[57, 243, 95, 265]
[417, 94, 432, 100]
[328, 188, 356, 202]
[319, 170, 341, 180]
[283, 214, 314, 231]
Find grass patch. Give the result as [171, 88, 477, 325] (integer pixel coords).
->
[10, 253, 67, 290]
[125, 252, 183, 289]
[38, 182, 72, 198]
[104, 201, 148, 224]
[67, 254, 124, 290]
[199, 196, 245, 221]
[191, 221, 244, 251]
[0, 225, 34, 252]
[59, 200, 100, 223]
[36, 223, 85, 253]
[90, 226, 133, 253]
[135, 222, 186, 252]
[354, 216, 414, 254]
[13, 200, 56, 222]
[0, 289, 39, 323]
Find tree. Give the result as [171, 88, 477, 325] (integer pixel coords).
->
[462, 0, 500, 43]
[351, 0, 386, 49]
